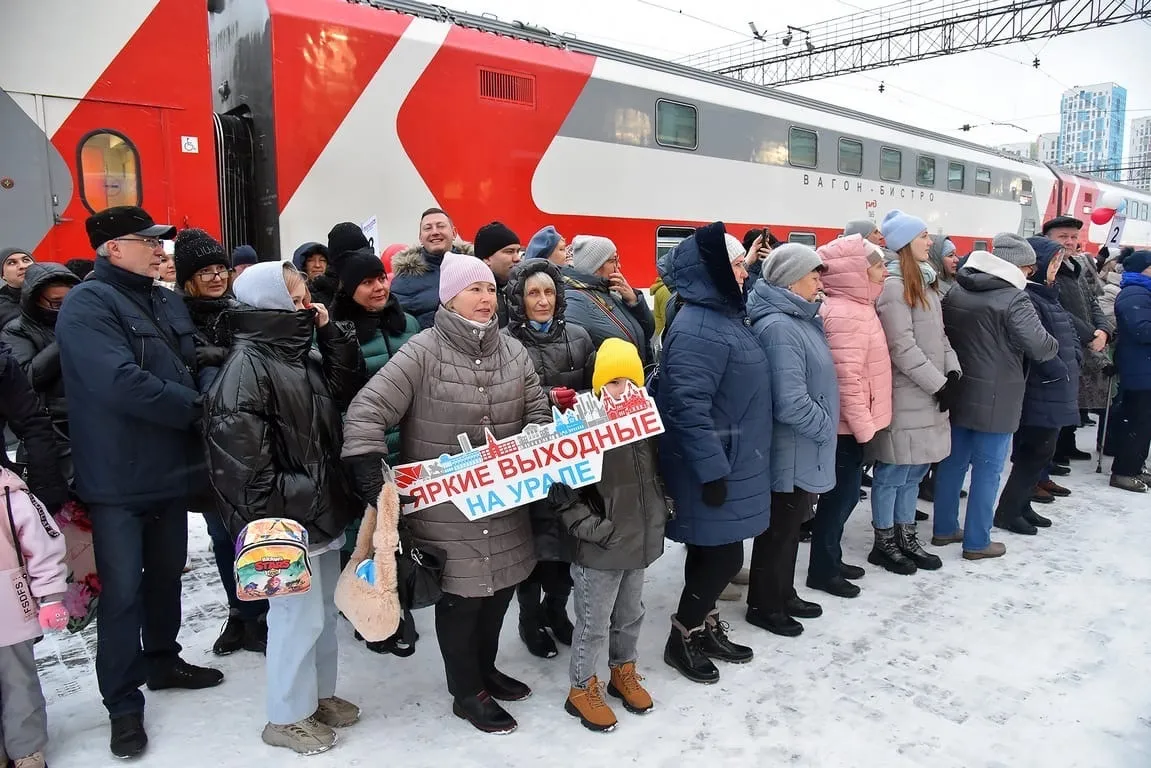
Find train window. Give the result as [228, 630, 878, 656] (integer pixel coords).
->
[788, 232, 817, 247]
[655, 100, 697, 150]
[916, 156, 936, 187]
[788, 127, 818, 168]
[655, 225, 694, 260]
[974, 240, 989, 251]
[880, 147, 902, 181]
[975, 168, 992, 195]
[947, 162, 965, 192]
[838, 138, 863, 176]
[77, 130, 141, 213]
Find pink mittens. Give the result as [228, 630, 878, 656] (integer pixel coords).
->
[39, 602, 69, 631]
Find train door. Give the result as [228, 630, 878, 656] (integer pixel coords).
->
[213, 112, 260, 256]
[42, 95, 171, 260]
[0, 91, 72, 255]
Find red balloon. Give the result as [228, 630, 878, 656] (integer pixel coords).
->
[1091, 207, 1115, 226]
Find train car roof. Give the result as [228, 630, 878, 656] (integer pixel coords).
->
[344, 0, 1042, 167]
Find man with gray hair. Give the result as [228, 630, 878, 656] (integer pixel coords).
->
[56, 206, 224, 759]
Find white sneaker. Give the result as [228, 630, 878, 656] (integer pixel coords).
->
[262, 717, 337, 755]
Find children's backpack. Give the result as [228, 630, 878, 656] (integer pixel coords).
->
[233, 518, 311, 601]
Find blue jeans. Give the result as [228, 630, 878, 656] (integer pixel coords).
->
[870, 462, 929, 528]
[933, 426, 1011, 551]
[569, 565, 645, 688]
[808, 435, 864, 583]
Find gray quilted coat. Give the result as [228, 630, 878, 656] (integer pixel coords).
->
[872, 274, 961, 465]
[341, 306, 551, 598]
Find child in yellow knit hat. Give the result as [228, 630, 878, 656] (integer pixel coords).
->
[562, 339, 670, 732]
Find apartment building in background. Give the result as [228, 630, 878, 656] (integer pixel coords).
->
[997, 141, 1036, 160]
[1037, 132, 1060, 164]
[1058, 82, 1126, 182]
[1129, 116, 1151, 192]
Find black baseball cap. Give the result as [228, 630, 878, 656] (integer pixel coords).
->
[86, 206, 177, 249]
[1041, 215, 1084, 235]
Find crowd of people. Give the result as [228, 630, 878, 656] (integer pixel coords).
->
[0, 202, 1148, 766]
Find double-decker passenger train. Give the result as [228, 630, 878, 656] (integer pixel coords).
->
[3, 0, 1149, 286]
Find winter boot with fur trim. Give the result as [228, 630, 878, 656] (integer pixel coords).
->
[663, 616, 719, 684]
[700, 610, 754, 663]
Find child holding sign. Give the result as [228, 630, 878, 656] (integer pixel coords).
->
[562, 338, 670, 732]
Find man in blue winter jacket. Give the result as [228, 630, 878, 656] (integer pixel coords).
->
[56, 206, 224, 760]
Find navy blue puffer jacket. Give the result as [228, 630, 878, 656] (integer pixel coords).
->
[655, 222, 772, 546]
[1021, 259, 1082, 429]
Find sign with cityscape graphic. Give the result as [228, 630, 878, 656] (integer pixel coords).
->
[392, 382, 664, 520]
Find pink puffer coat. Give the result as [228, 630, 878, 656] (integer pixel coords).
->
[817, 235, 894, 444]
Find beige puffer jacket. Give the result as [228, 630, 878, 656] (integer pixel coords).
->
[342, 306, 551, 598]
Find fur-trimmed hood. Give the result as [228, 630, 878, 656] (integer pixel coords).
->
[392, 241, 474, 278]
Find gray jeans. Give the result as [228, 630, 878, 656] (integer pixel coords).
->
[0, 640, 47, 760]
[569, 564, 646, 689]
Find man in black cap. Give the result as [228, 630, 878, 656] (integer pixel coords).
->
[55, 206, 224, 759]
[1041, 216, 1113, 465]
[474, 221, 522, 327]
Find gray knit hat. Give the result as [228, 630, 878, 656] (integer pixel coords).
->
[992, 232, 1036, 268]
[571, 235, 617, 274]
[762, 243, 826, 287]
[844, 219, 877, 238]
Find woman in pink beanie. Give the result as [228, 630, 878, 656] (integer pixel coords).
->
[342, 250, 551, 736]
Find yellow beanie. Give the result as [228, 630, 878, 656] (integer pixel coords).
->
[592, 338, 645, 395]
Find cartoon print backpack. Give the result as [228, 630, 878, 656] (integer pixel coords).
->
[233, 518, 311, 601]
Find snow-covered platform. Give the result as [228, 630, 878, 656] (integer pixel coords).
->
[37, 455, 1151, 767]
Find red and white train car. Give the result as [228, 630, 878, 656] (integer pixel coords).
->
[3, 0, 1149, 287]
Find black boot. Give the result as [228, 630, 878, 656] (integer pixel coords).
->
[517, 583, 557, 659]
[784, 594, 823, 619]
[806, 574, 861, 598]
[745, 606, 803, 637]
[699, 611, 753, 663]
[543, 591, 574, 646]
[895, 523, 942, 571]
[482, 670, 532, 702]
[110, 712, 148, 759]
[242, 616, 267, 654]
[918, 468, 935, 502]
[663, 616, 719, 684]
[146, 658, 224, 691]
[212, 615, 244, 656]
[453, 692, 517, 734]
[995, 514, 1037, 535]
[1022, 505, 1052, 528]
[839, 562, 865, 580]
[867, 526, 917, 575]
[915, 510, 930, 522]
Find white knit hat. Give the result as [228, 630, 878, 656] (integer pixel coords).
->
[723, 234, 746, 263]
[571, 235, 617, 274]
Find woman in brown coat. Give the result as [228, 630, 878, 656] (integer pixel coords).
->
[342, 252, 550, 735]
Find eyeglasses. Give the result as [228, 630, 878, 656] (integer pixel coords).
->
[196, 267, 231, 282]
[113, 236, 162, 249]
[39, 297, 64, 310]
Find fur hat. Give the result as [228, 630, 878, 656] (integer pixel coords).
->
[173, 228, 229, 287]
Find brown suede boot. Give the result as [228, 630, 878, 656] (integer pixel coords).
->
[608, 662, 653, 714]
[564, 677, 618, 732]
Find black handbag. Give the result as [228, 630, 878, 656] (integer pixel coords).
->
[396, 518, 445, 610]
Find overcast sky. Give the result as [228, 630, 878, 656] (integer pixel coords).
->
[459, 0, 1151, 160]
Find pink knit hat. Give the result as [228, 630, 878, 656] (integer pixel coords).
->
[439, 251, 496, 305]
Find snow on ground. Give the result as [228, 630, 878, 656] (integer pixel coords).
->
[36, 441, 1151, 768]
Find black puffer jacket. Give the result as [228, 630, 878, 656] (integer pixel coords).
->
[0, 282, 21, 330]
[1, 264, 79, 424]
[0, 343, 68, 510]
[1021, 256, 1082, 430]
[204, 309, 365, 545]
[941, 251, 1058, 434]
[181, 292, 241, 390]
[504, 259, 596, 562]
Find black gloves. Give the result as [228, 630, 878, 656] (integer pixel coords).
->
[1102, 363, 1117, 378]
[194, 344, 229, 369]
[701, 478, 727, 508]
[935, 372, 961, 413]
[347, 453, 387, 508]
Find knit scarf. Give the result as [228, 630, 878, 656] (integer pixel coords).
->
[1120, 271, 1151, 291]
[885, 257, 938, 287]
[528, 319, 553, 333]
